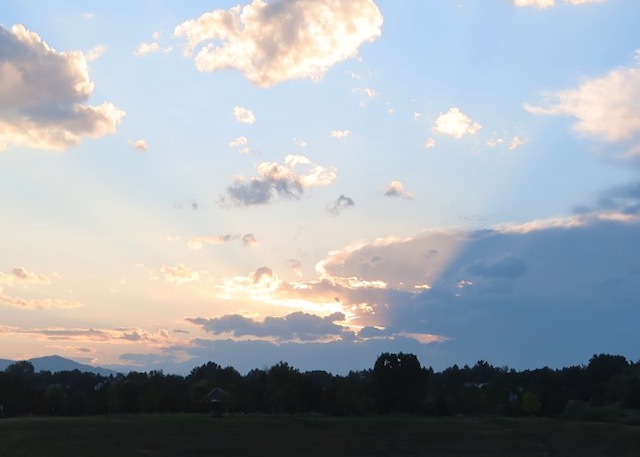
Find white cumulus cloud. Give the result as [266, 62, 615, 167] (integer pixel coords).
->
[0, 25, 125, 152]
[432, 108, 481, 139]
[174, 0, 383, 87]
[233, 106, 256, 124]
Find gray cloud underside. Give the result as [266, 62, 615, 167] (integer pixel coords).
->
[187, 311, 348, 342]
[300, 212, 639, 361]
[225, 176, 302, 206]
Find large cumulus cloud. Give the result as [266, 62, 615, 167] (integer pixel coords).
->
[174, 0, 383, 87]
[0, 25, 125, 151]
[311, 212, 640, 367]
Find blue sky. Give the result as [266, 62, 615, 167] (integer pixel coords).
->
[1, 0, 639, 374]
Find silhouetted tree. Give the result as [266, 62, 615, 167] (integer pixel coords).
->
[373, 352, 428, 414]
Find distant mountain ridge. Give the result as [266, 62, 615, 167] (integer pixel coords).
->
[0, 355, 119, 377]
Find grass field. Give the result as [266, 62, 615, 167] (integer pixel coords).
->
[1, 414, 639, 456]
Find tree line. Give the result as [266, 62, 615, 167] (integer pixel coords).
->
[0, 352, 639, 418]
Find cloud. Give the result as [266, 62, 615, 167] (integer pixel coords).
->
[331, 129, 351, 139]
[251, 266, 274, 285]
[513, 0, 604, 7]
[134, 40, 172, 57]
[360, 87, 378, 98]
[0, 267, 50, 286]
[0, 267, 82, 309]
[0, 295, 83, 310]
[242, 233, 258, 247]
[384, 181, 414, 200]
[187, 311, 349, 342]
[327, 194, 355, 215]
[308, 211, 640, 366]
[585, 181, 640, 215]
[221, 154, 337, 207]
[174, 199, 200, 210]
[119, 210, 640, 374]
[233, 106, 256, 124]
[509, 135, 527, 150]
[432, 107, 481, 139]
[188, 234, 237, 250]
[229, 136, 248, 147]
[513, 0, 555, 7]
[286, 259, 303, 273]
[128, 139, 147, 152]
[187, 234, 257, 249]
[86, 44, 107, 62]
[0, 325, 175, 346]
[161, 264, 201, 284]
[486, 134, 528, 150]
[353, 87, 378, 107]
[424, 138, 436, 149]
[525, 54, 640, 159]
[174, 0, 383, 87]
[0, 25, 125, 151]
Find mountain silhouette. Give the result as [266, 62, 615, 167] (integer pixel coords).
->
[0, 355, 119, 377]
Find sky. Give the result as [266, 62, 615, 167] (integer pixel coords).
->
[1, 0, 640, 375]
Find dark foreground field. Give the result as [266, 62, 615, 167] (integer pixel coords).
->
[1, 414, 639, 456]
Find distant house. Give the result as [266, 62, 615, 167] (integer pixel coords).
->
[204, 387, 228, 417]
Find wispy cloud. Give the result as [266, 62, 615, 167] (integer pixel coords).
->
[161, 264, 201, 285]
[86, 44, 107, 61]
[0, 295, 83, 310]
[242, 233, 258, 247]
[187, 234, 258, 249]
[0, 267, 50, 287]
[174, 0, 383, 87]
[0, 325, 175, 346]
[327, 194, 355, 215]
[0, 267, 81, 310]
[486, 134, 528, 150]
[134, 42, 172, 57]
[424, 138, 436, 149]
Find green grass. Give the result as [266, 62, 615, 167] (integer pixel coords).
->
[1, 414, 639, 456]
